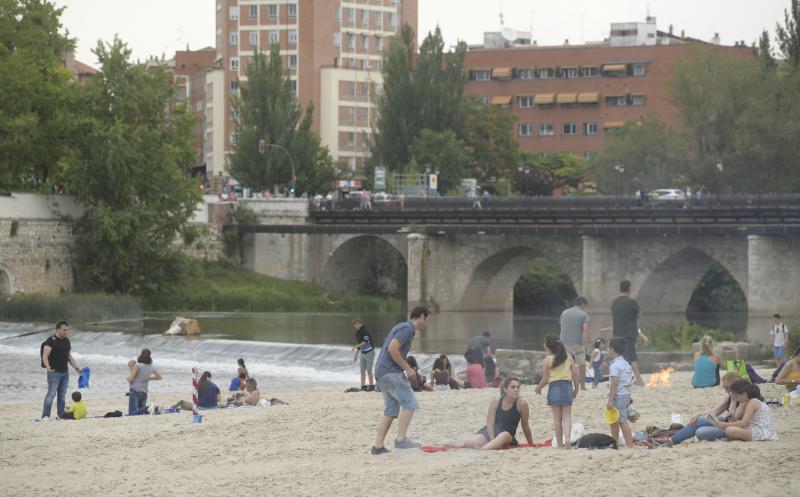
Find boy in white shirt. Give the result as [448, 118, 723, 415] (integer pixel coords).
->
[770, 314, 789, 368]
[607, 337, 634, 448]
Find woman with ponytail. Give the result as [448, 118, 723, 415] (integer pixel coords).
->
[463, 378, 534, 449]
[535, 335, 580, 448]
[714, 380, 778, 441]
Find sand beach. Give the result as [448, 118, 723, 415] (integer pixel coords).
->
[1, 371, 798, 497]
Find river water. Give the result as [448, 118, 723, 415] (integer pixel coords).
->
[0, 310, 773, 404]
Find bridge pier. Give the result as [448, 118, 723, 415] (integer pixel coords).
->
[747, 235, 800, 315]
[406, 234, 430, 310]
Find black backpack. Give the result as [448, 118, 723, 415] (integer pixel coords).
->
[40, 337, 52, 368]
[577, 433, 619, 449]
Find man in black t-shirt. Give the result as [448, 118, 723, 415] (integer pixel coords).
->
[611, 280, 644, 386]
[352, 318, 375, 391]
[41, 321, 82, 419]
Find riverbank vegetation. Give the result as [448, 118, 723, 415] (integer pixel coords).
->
[645, 323, 737, 352]
[0, 293, 143, 324]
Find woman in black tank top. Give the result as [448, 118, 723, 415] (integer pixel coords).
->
[464, 378, 535, 450]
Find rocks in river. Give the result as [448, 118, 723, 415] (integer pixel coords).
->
[163, 317, 201, 336]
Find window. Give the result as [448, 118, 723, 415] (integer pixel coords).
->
[375, 83, 383, 96]
[481, 96, 491, 105]
[375, 35, 383, 51]
[289, 80, 297, 95]
[229, 6, 239, 20]
[335, 6, 340, 22]
[561, 67, 579, 79]
[288, 30, 297, 45]
[517, 96, 533, 108]
[584, 122, 598, 135]
[249, 31, 258, 46]
[346, 81, 356, 97]
[348, 156, 356, 171]
[375, 11, 383, 29]
[288, 4, 297, 18]
[360, 9, 369, 28]
[346, 106, 355, 123]
[288, 54, 297, 69]
[562, 123, 577, 136]
[360, 82, 369, 97]
[361, 34, 369, 50]
[359, 107, 369, 124]
[229, 31, 239, 46]
[631, 95, 646, 106]
[268, 5, 277, 18]
[346, 8, 355, 23]
[537, 68, 554, 79]
[605, 95, 627, 107]
[471, 70, 491, 81]
[249, 5, 258, 19]
[333, 32, 340, 47]
[269, 31, 279, 45]
[230, 132, 237, 146]
[518, 123, 533, 136]
[539, 123, 555, 136]
[230, 58, 239, 71]
[581, 66, 599, 77]
[518, 68, 535, 80]
[347, 132, 355, 147]
[632, 63, 647, 76]
[230, 80, 239, 96]
[389, 13, 398, 28]
[348, 33, 355, 49]
[360, 131, 369, 148]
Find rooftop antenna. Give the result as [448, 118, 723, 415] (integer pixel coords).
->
[499, 0, 504, 26]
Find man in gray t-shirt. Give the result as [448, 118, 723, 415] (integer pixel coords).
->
[559, 296, 590, 391]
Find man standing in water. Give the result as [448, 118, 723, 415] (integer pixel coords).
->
[371, 306, 431, 455]
[611, 281, 644, 386]
[352, 318, 375, 391]
[560, 296, 591, 391]
[41, 321, 82, 419]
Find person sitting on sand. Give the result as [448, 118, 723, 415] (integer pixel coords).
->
[459, 352, 486, 389]
[663, 372, 745, 445]
[234, 378, 260, 406]
[237, 358, 249, 379]
[431, 357, 451, 391]
[229, 372, 247, 392]
[775, 347, 800, 391]
[60, 391, 87, 420]
[463, 378, 534, 450]
[439, 354, 461, 389]
[407, 356, 432, 392]
[691, 336, 723, 388]
[197, 371, 221, 409]
[713, 380, 778, 441]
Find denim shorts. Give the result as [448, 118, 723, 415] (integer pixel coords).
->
[376, 372, 419, 417]
[773, 346, 785, 359]
[360, 349, 375, 371]
[547, 380, 574, 406]
[613, 394, 631, 423]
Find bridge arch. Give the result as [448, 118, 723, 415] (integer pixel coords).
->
[459, 245, 580, 311]
[636, 247, 747, 315]
[0, 267, 13, 295]
[320, 235, 407, 297]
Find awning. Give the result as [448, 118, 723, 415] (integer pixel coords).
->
[534, 93, 555, 105]
[556, 93, 578, 104]
[577, 92, 600, 103]
[490, 95, 512, 105]
[603, 121, 625, 128]
[602, 64, 627, 72]
[492, 67, 512, 78]
[559, 66, 578, 70]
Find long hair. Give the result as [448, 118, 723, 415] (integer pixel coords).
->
[407, 355, 418, 369]
[432, 357, 445, 371]
[699, 335, 714, 355]
[500, 377, 520, 399]
[729, 379, 763, 401]
[545, 335, 567, 369]
[197, 371, 212, 393]
[137, 349, 152, 365]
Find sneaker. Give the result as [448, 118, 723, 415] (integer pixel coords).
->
[394, 438, 421, 449]
[370, 446, 390, 455]
[153, 405, 162, 415]
[40, 416, 50, 421]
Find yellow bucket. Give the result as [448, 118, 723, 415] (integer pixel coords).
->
[604, 406, 620, 424]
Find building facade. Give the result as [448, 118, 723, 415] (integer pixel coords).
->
[463, 19, 752, 158]
[215, 0, 417, 179]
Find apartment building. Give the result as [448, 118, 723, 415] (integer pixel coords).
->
[215, 0, 417, 177]
[463, 19, 752, 158]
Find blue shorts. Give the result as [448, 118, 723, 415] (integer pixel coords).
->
[773, 346, 785, 359]
[360, 349, 375, 371]
[613, 394, 631, 423]
[376, 372, 419, 417]
[547, 380, 574, 406]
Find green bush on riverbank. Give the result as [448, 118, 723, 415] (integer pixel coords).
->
[645, 322, 737, 352]
[144, 261, 405, 313]
[0, 294, 143, 324]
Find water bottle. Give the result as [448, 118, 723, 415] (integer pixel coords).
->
[671, 410, 682, 425]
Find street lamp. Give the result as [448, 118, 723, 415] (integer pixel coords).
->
[715, 159, 723, 173]
[613, 163, 625, 195]
[259, 140, 297, 196]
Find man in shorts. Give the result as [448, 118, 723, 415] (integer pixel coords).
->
[611, 280, 644, 386]
[371, 306, 431, 455]
[352, 318, 375, 391]
[559, 296, 591, 391]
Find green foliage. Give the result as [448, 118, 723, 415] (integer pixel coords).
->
[513, 258, 577, 313]
[0, 293, 142, 323]
[409, 129, 467, 194]
[145, 260, 405, 313]
[776, 0, 800, 67]
[687, 261, 748, 313]
[0, 0, 76, 191]
[222, 204, 257, 260]
[670, 45, 800, 193]
[646, 322, 737, 352]
[460, 97, 520, 182]
[591, 117, 690, 194]
[227, 45, 335, 194]
[65, 37, 201, 297]
[362, 240, 407, 298]
[521, 151, 590, 195]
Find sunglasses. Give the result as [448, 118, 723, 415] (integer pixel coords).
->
[507, 385, 520, 389]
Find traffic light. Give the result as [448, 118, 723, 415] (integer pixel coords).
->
[290, 175, 297, 195]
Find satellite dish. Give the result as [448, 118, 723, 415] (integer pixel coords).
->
[501, 26, 518, 43]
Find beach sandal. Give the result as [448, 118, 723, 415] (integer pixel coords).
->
[394, 438, 421, 449]
[371, 446, 390, 455]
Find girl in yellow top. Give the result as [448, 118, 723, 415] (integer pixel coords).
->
[535, 335, 580, 449]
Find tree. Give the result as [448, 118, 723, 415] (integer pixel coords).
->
[460, 97, 520, 182]
[371, 25, 467, 173]
[521, 152, 590, 196]
[776, 0, 800, 67]
[409, 129, 467, 194]
[65, 37, 201, 296]
[227, 45, 335, 194]
[757, 30, 776, 70]
[591, 117, 689, 194]
[0, 0, 76, 192]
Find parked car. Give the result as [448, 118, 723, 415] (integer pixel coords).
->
[651, 188, 686, 203]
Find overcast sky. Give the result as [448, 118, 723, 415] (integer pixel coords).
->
[54, 0, 790, 67]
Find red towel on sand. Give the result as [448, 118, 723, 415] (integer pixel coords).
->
[420, 440, 552, 453]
